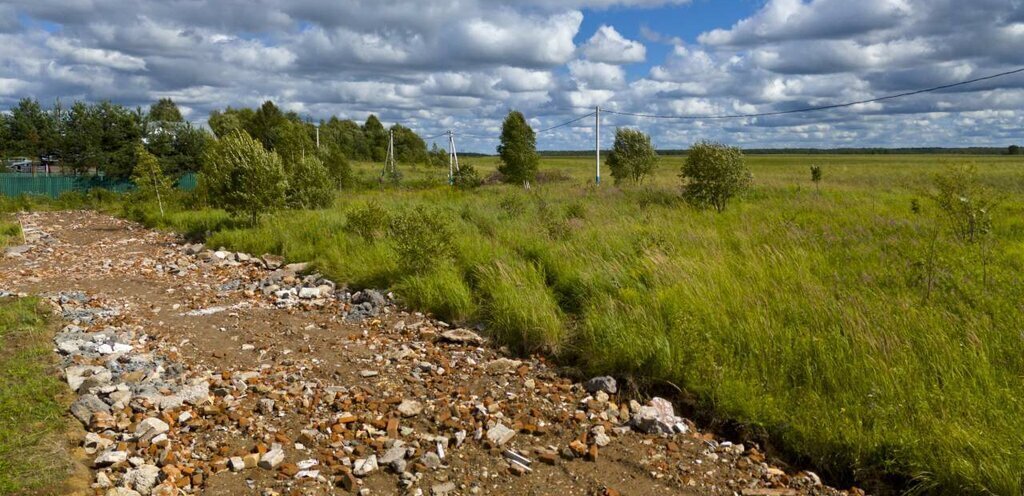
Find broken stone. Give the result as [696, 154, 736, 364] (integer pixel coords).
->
[353, 455, 378, 476]
[259, 447, 285, 469]
[584, 376, 618, 394]
[486, 423, 516, 446]
[70, 394, 111, 425]
[631, 397, 684, 435]
[124, 464, 161, 496]
[229, 456, 246, 472]
[397, 399, 423, 417]
[135, 417, 170, 443]
[484, 358, 522, 375]
[438, 328, 484, 345]
[94, 449, 128, 467]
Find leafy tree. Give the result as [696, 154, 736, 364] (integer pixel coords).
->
[148, 98, 183, 123]
[285, 154, 334, 209]
[929, 164, 999, 243]
[201, 130, 286, 224]
[208, 107, 253, 138]
[323, 118, 370, 161]
[1009, 145, 1021, 155]
[319, 144, 353, 189]
[497, 110, 539, 185]
[681, 141, 751, 212]
[131, 144, 172, 213]
[390, 124, 427, 164]
[363, 114, 388, 162]
[607, 128, 657, 184]
[274, 119, 316, 164]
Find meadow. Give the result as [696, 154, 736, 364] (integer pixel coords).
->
[105, 153, 1024, 494]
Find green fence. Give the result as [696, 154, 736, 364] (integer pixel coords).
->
[0, 173, 197, 198]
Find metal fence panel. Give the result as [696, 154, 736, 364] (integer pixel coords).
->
[0, 173, 197, 198]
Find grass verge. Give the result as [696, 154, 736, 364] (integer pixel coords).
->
[0, 298, 78, 494]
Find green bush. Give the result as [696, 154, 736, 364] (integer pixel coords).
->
[285, 154, 334, 209]
[200, 130, 286, 224]
[608, 128, 658, 184]
[345, 201, 390, 241]
[387, 208, 453, 274]
[681, 141, 751, 212]
[453, 163, 482, 190]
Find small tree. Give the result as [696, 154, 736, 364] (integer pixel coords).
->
[319, 144, 353, 189]
[810, 164, 823, 190]
[285, 154, 334, 209]
[1009, 145, 1021, 155]
[497, 110, 539, 186]
[929, 164, 998, 243]
[131, 144, 172, 216]
[201, 130, 286, 224]
[681, 141, 751, 212]
[607, 128, 657, 184]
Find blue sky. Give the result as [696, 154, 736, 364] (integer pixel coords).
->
[2, 0, 1024, 151]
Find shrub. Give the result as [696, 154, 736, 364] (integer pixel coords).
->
[201, 130, 286, 224]
[607, 128, 658, 184]
[453, 163, 482, 190]
[345, 201, 390, 241]
[929, 164, 998, 243]
[681, 141, 751, 212]
[387, 208, 453, 274]
[497, 110, 539, 186]
[810, 164, 823, 188]
[285, 154, 334, 209]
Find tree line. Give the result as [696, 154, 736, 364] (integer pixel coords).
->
[0, 98, 442, 179]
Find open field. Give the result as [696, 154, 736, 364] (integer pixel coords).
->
[61, 153, 1024, 493]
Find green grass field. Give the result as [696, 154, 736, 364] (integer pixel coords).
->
[0, 298, 76, 494]
[123, 153, 1024, 494]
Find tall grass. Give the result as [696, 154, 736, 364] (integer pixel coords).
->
[120, 154, 1024, 494]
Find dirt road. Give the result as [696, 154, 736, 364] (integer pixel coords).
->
[0, 211, 857, 496]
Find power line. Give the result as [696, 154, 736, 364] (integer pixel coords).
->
[601, 66, 1024, 120]
[536, 111, 597, 133]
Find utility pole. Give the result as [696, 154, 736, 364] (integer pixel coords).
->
[315, 125, 320, 149]
[381, 130, 397, 180]
[595, 106, 601, 185]
[447, 130, 460, 185]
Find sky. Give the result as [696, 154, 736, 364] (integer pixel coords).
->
[2, 0, 1024, 152]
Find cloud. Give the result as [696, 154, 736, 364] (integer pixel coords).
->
[1, 0, 1022, 151]
[569, 60, 627, 89]
[699, 0, 912, 47]
[46, 38, 147, 71]
[581, 25, 647, 64]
